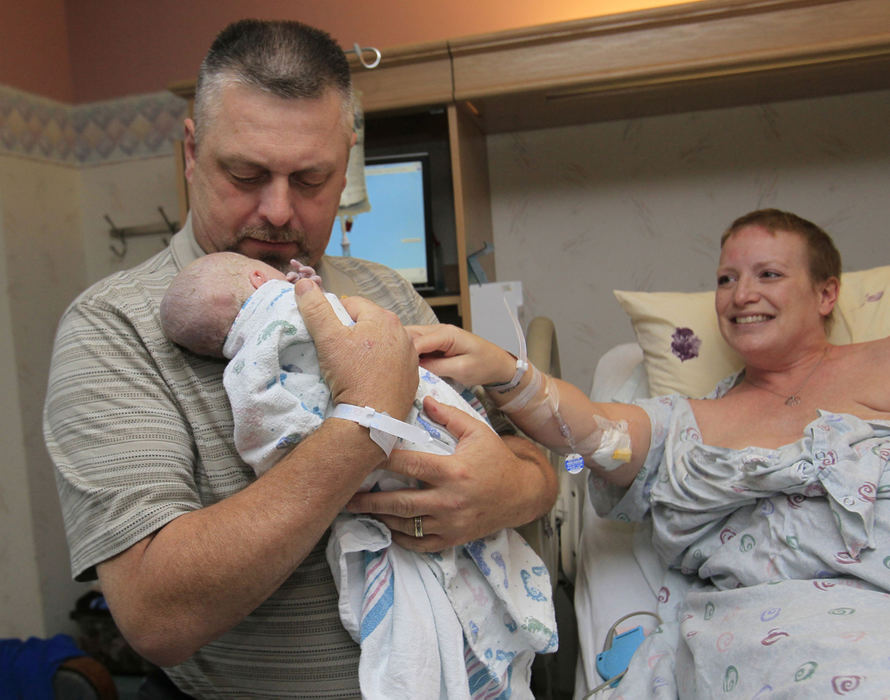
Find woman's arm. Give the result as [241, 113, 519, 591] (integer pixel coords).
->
[408, 324, 651, 486]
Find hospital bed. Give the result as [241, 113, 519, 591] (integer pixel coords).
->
[523, 262, 890, 698]
[522, 328, 659, 699]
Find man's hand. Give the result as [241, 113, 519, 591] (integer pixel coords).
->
[345, 397, 557, 551]
[295, 279, 418, 420]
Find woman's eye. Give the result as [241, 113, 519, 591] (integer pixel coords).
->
[717, 275, 733, 286]
[761, 270, 781, 279]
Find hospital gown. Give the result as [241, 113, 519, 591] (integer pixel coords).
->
[591, 373, 890, 698]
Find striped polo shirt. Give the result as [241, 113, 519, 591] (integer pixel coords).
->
[44, 219, 438, 697]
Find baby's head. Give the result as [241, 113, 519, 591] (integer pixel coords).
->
[161, 251, 286, 357]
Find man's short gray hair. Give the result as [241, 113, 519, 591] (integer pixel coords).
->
[193, 19, 355, 145]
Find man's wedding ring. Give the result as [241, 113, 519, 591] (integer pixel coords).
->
[413, 516, 424, 538]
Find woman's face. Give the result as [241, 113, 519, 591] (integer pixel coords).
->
[715, 225, 837, 362]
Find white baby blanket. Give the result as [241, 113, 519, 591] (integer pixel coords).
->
[221, 280, 557, 698]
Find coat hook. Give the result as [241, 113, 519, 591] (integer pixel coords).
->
[105, 209, 178, 259]
[158, 206, 175, 246]
[351, 43, 381, 69]
[106, 214, 128, 258]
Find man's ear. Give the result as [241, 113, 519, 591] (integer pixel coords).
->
[183, 118, 197, 182]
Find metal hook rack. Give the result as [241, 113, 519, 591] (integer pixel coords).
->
[107, 206, 178, 258]
[347, 43, 381, 69]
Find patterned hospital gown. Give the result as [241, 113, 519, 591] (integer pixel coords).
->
[593, 373, 890, 698]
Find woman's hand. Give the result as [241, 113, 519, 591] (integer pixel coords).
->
[345, 397, 558, 551]
[407, 324, 518, 388]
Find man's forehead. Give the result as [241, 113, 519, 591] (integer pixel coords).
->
[206, 84, 351, 147]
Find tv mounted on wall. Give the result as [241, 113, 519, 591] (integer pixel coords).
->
[325, 153, 438, 294]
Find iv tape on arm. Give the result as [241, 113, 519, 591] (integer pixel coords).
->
[576, 415, 632, 471]
[487, 294, 630, 472]
[497, 366, 631, 472]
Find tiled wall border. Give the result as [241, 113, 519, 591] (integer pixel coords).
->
[0, 85, 187, 166]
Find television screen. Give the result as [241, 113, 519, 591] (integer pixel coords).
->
[325, 154, 434, 289]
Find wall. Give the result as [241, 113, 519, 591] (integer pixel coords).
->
[0, 84, 185, 638]
[0, 151, 87, 636]
[0, 225, 45, 637]
[0, 0, 73, 102]
[66, 0, 692, 102]
[0, 0, 696, 103]
[489, 89, 890, 394]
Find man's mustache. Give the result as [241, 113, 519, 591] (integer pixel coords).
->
[238, 225, 304, 243]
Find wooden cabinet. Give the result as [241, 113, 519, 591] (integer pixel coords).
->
[347, 0, 890, 327]
[173, 0, 890, 329]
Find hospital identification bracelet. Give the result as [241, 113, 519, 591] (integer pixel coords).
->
[330, 404, 433, 457]
[483, 356, 529, 394]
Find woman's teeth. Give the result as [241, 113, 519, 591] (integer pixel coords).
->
[735, 314, 771, 324]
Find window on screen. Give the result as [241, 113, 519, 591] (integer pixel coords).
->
[325, 157, 431, 287]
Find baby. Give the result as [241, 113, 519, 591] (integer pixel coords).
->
[160, 252, 476, 478]
[160, 252, 556, 700]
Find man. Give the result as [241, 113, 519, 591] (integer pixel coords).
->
[44, 19, 556, 697]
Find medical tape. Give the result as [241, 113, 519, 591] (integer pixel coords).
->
[579, 415, 632, 472]
[498, 369, 631, 472]
[498, 363, 543, 414]
[492, 298, 629, 473]
[499, 366, 585, 472]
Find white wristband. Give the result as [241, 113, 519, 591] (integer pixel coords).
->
[483, 356, 529, 394]
[330, 404, 448, 457]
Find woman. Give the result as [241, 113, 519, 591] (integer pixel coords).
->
[410, 209, 890, 697]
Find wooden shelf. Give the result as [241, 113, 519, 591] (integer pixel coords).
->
[426, 295, 462, 307]
[448, 0, 890, 132]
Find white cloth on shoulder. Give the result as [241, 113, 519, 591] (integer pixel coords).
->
[222, 280, 557, 699]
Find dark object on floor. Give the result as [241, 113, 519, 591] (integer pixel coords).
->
[54, 655, 118, 699]
[70, 591, 156, 677]
[0, 633, 116, 700]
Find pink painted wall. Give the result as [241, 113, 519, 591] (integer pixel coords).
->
[4, 0, 690, 103]
[0, 0, 74, 102]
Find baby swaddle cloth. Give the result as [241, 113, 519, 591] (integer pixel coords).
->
[221, 279, 557, 699]
[224, 280, 475, 477]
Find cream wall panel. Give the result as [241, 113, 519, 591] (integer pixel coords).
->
[0, 154, 90, 637]
[0, 222, 44, 637]
[79, 156, 181, 285]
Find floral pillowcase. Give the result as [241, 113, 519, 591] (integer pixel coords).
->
[614, 265, 890, 398]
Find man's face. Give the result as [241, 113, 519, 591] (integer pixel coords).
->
[184, 83, 354, 271]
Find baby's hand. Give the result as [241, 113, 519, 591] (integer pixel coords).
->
[286, 259, 324, 289]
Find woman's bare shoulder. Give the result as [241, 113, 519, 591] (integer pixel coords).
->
[835, 338, 890, 414]
[838, 336, 890, 363]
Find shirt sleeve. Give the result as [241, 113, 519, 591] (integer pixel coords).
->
[44, 297, 202, 581]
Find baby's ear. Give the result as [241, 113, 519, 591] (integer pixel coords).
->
[249, 269, 268, 290]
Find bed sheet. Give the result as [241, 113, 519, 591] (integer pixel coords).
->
[573, 344, 663, 698]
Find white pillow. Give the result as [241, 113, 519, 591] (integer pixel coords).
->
[614, 265, 890, 398]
